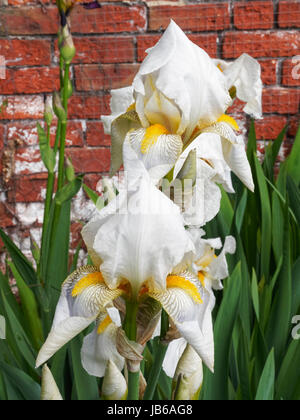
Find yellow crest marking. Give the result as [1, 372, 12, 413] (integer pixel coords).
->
[72, 272, 105, 297]
[97, 315, 113, 335]
[141, 124, 169, 154]
[217, 114, 240, 131]
[126, 103, 136, 112]
[167, 275, 203, 304]
[197, 272, 206, 288]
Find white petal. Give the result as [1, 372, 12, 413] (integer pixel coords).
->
[175, 295, 215, 373]
[173, 157, 222, 227]
[101, 86, 134, 134]
[175, 132, 235, 194]
[81, 321, 124, 378]
[151, 273, 215, 372]
[36, 315, 95, 368]
[209, 236, 236, 290]
[222, 136, 255, 192]
[92, 140, 195, 295]
[128, 128, 183, 181]
[41, 365, 63, 401]
[133, 20, 231, 140]
[109, 109, 141, 176]
[215, 54, 263, 119]
[102, 360, 127, 400]
[162, 338, 187, 378]
[36, 267, 121, 368]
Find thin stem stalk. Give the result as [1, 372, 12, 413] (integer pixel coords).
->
[124, 300, 140, 400]
[57, 63, 70, 191]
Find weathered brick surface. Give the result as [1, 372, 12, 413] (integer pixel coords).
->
[255, 116, 288, 140]
[70, 4, 147, 34]
[149, 4, 230, 31]
[278, 1, 300, 28]
[0, 39, 51, 66]
[282, 59, 300, 87]
[0, 0, 299, 253]
[234, 2, 274, 30]
[223, 31, 300, 58]
[0, 68, 60, 95]
[75, 63, 139, 91]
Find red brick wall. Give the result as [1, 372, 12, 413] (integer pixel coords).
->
[0, 0, 299, 257]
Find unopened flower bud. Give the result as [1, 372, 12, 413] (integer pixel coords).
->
[64, 78, 73, 100]
[53, 92, 66, 122]
[44, 97, 54, 126]
[41, 365, 63, 401]
[65, 156, 76, 182]
[102, 360, 128, 400]
[172, 345, 203, 400]
[60, 25, 76, 64]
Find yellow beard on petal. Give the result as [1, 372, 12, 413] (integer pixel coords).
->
[141, 124, 170, 154]
[97, 314, 113, 335]
[72, 272, 105, 297]
[167, 275, 203, 304]
[217, 114, 240, 131]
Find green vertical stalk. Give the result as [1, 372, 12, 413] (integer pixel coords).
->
[143, 309, 169, 400]
[57, 63, 70, 191]
[39, 124, 55, 277]
[124, 300, 140, 400]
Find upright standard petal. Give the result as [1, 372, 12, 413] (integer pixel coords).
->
[92, 141, 195, 296]
[133, 20, 231, 141]
[215, 54, 263, 119]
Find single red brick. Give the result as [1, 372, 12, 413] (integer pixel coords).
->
[282, 59, 300, 87]
[86, 121, 110, 147]
[67, 147, 111, 173]
[278, 1, 300, 28]
[263, 88, 300, 114]
[223, 31, 300, 58]
[234, 1, 274, 30]
[255, 116, 288, 140]
[0, 6, 58, 35]
[260, 59, 277, 85]
[12, 177, 47, 203]
[74, 63, 139, 91]
[136, 33, 218, 62]
[70, 4, 146, 33]
[66, 36, 135, 64]
[0, 96, 44, 120]
[0, 202, 15, 227]
[68, 95, 110, 119]
[0, 39, 51, 67]
[0, 67, 60, 95]
[149, 4, 230, 31]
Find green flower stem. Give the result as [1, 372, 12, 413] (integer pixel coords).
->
[143, 309, 169, 400]
[57, 63, 70, 191]
[39, 124, 55, 277]
[124, 300, 140, 400]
